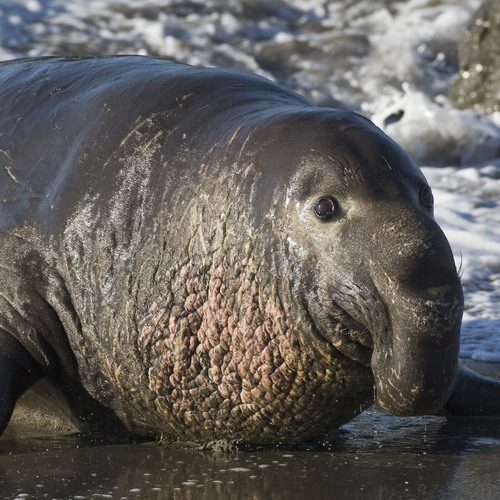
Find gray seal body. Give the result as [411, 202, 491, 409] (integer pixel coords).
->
[0, 56, 495, 445]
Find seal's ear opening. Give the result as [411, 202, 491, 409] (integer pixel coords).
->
[0, 333, 42, 436]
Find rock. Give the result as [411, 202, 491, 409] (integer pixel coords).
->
[449, 0, 500, 113]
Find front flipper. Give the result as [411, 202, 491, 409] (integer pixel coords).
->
[444, 363, 500, 416]
[0, 333, 42, 435]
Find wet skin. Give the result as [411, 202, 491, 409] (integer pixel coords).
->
[0, 56, 498, 445]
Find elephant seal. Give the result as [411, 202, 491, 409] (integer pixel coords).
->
[0, 56, 497, 445]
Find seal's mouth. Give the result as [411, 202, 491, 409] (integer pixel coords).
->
[316, 303, 374, 368]
[307, 288, 381, 368]
[323, 305, 374, 367]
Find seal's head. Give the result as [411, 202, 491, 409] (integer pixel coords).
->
[249, 109, 463, 416]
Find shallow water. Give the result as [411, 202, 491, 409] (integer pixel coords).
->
[2, 405, 500, 499]
[2, 362, 500, 499]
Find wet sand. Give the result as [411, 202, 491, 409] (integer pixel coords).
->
[1, 362, 500, 499]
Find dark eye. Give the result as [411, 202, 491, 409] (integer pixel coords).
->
[420, 185, 434, 209]
[314, 196, 338, 220]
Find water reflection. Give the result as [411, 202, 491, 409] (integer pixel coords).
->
[2, 407, 500, 499]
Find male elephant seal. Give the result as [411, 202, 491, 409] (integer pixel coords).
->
[0, 56, 498, 445]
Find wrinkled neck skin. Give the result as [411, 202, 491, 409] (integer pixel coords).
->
[60, 109, 374, 444]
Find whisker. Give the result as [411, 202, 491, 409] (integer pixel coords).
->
[456, 250, 464, 280]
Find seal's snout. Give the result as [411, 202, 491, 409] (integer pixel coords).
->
[368, 207, 463, 416]
[372, 292, 462, 416]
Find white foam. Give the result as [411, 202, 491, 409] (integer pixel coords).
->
[424, 164, 500, 362]
[371, 90, 500, 165]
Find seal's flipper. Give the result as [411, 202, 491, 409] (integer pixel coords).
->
[444, 363, 500, 416]
[0, 333, 42, 435]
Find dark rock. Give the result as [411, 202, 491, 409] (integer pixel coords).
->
[449, 0, 500, 113]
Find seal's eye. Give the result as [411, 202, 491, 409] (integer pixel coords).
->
[420, 185, 434, 209]
[314, 196, 338, 220]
